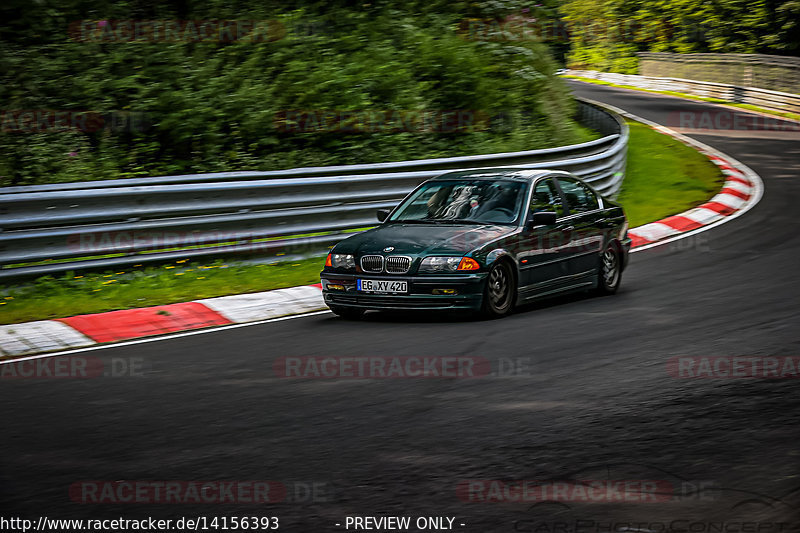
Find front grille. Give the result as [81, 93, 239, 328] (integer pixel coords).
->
[385, 255, 412, 274]
[360, 255, 384, 273]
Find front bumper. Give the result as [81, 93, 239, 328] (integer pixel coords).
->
[320, 271, 488, 311]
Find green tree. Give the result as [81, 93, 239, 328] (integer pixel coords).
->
[559, 0, 800, 72]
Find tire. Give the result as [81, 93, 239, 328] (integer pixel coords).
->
[329, 306, 365, 320]
[596, 242, 621, 295]
[480, 260, 516, 318]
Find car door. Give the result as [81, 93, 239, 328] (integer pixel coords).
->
[517, 177, 573, 294]
[553, 177, 605, 278]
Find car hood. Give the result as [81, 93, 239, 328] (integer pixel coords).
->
[334, 222, 515, 256]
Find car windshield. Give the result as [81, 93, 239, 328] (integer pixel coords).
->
[388, 179, 526, 225]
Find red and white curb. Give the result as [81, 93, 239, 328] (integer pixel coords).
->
[0, 104, 764, 360]
[196, 285, 324, 324]
[0, 321, 95, 357]
[581, 99, 765, 252]
[0, 285, 325, 358]
[628, 155, 758, 247]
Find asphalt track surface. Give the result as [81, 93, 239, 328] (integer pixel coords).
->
[2, 83, 799, 532]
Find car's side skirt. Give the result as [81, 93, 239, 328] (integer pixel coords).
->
[516, 269, 596, 303]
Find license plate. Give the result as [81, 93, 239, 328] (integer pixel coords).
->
[357, 279, 408, 294]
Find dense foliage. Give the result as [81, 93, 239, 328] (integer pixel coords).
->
[0, 0, 587, 186]
[560, 0, 800, 73]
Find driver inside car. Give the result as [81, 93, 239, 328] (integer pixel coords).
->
[473, 186, 517, 222]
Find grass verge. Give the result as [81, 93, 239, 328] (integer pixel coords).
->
[0, 258, 325, 325]
[0, 118, 723, 325]
[618, 120, 723, 228]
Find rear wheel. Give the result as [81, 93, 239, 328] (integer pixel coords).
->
[596, 242, 621, 295]
[481, 261, 516, 318]
[329, 306, 365, 320]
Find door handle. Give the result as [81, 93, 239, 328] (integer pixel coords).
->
[561, 225, 575, 232]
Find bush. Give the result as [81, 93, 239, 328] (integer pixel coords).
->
[0, 3, 590, 186]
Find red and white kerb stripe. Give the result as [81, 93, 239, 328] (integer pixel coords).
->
[627, 156, 755, 248]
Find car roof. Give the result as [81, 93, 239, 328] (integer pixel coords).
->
[430, 168, 563, 182]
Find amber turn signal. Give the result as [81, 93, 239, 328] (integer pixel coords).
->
[457, 257, 480, 271]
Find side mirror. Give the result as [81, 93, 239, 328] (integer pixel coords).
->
[530, 211, 557, 227]
[377, 208, 391, 222]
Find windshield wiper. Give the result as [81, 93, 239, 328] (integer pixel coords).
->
[394, 218, 439, 224]
[433, 218, 483, 224]
[395, 218, 450, 224]
[395, 218, 485, 225]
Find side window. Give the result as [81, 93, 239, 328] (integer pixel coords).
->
[529, 179, 566, 217]
[557, 178, 599, 213]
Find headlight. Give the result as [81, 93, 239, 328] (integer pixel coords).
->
[418, 256, 462, 273]
[327, 253, 356, 270]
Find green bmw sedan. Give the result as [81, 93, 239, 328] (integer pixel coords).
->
[320, 169, 631, 319]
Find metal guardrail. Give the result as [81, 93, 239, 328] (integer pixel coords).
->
[0, 99, 628, 281]
[638, 52, 800, 95]
[567, 69, 800, 115]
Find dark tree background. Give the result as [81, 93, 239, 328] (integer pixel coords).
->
[0, 0, 582, 186]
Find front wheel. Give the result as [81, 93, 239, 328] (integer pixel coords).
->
[596, 243, 621, 295]
[329, 306, 365, 320]
[480, 261, 516, 318]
